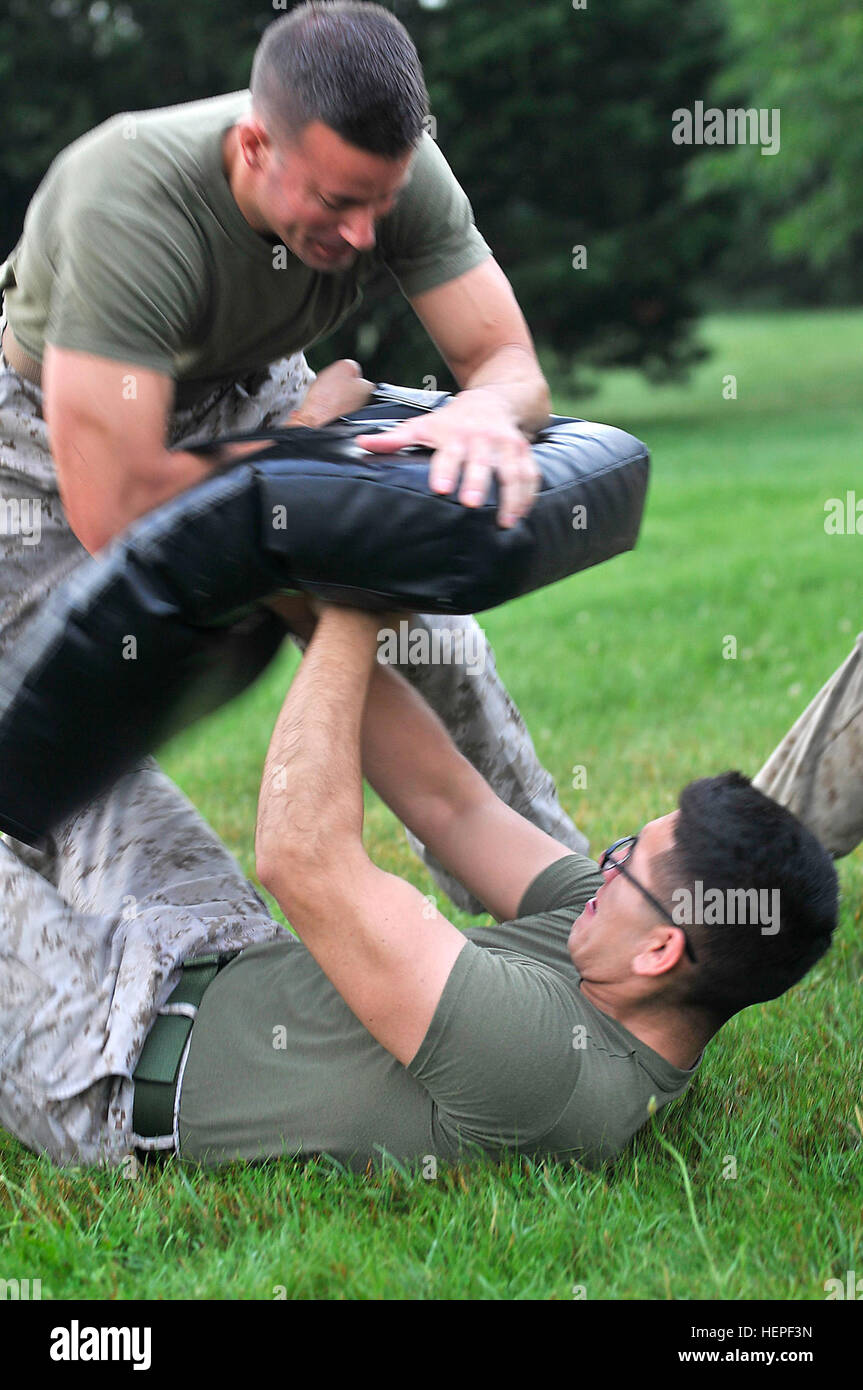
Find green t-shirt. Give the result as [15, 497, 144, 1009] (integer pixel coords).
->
[0, 91, 492, 408]
[177, 854, 701, 1172]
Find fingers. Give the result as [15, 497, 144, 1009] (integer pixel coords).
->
[355, 408, 543, 528]
[431, 433, 540, 527]
[427, 439, 463, 498]
[354, 422, 419, 453]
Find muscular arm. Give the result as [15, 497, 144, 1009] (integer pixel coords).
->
[42, 346, 265, 554]
[355, 260, 550, 527]
[358, 656, 574, 923]
[266, 597, 576, 923]
[43, 349, 374, 555]
[255, 605, 467, 1065]
[409, 258, 552, 436]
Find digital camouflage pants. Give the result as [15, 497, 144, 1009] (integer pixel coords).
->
[0, 322, 587, 1165]
[753, 633, 863, 860]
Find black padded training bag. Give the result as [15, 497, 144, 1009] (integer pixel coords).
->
[0, 385, 649, 844]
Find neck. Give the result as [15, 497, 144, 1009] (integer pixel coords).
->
[221, 126, 268, 233]
[579, 980, 715, 1070]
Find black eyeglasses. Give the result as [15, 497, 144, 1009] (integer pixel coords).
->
[598, 835, 698, 964]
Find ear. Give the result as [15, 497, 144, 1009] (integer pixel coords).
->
[237, 118, 271, 170]
[632, 925, 687, 978]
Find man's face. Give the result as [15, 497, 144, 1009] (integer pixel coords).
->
[568, 812, 681, 984]
[245, 119, 415, 272]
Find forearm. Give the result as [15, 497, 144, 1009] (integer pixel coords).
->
[458, 344, 552, 438]
[108, 437, 272, 541]
[187, 436, 282, 476]
[360, 657, 563, 922]
[57, 440, 225, 554]
[255, 606, 380, 881]
[359, 659, 485, 843]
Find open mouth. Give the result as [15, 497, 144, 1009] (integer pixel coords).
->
[313, 240, 347, 258]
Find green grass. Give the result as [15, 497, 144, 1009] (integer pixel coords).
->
[2, 308, 861, 1300]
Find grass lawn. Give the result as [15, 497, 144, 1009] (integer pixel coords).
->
[1, 308, 860, 1301]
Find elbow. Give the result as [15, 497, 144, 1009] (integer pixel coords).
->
[53, 469, 123, 555]
[255, 851, 320, 918]
[255, 838, 331, 904]
[255, 849, 282, 898]
[65, 510, 113, 556]
[255, 829, 288, 897]
[256, 834, 364, 910]
[56, 487, 111, 554]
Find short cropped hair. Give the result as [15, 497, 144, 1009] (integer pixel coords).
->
[654, 771, 838, 1022]
[250, 1, 429, 157]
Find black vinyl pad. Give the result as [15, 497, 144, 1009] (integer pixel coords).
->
[0, 388, 649, 845]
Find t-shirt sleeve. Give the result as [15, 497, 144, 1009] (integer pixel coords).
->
[45, 204, 203, 373]
[378, 133, 494, 299]
[517, 853, 603, 919]
[406, 941, 581, 1151]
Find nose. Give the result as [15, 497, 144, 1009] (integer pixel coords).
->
[338, 206, 376, 252]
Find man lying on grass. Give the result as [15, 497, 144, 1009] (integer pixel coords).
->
[0, 598, 839, 1171]
[172, 600, 838, 1171]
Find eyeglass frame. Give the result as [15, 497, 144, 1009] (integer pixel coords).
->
[598, 834, 698, 964]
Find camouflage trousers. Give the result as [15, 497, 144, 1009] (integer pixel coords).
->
[753, 634, 863, 859]
[0, 321, 587, 1165]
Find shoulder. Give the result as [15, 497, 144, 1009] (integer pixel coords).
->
[392, 132, 471, 215]
[52, 91, 248, 217]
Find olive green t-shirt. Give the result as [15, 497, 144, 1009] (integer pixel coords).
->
[177, 854, 701, 1172]
[0, 91, 492, 407]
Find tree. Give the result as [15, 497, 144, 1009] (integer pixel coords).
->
[683, 0, 863, 306]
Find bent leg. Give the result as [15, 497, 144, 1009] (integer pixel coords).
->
[0, 758, 282, 1165]
[753, 634, 863, 859]
[0, 836, 133, 1165]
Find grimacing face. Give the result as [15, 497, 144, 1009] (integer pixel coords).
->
[241, 117, 416, 272]
[567, 811, 683, 985]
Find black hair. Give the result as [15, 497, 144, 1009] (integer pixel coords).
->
[250, 1, 429, 158]
[654, 771, 838, 1021]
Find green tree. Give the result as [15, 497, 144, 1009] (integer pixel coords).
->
[684, 0, 863, 306]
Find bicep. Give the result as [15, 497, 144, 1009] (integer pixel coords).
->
[429, 789, 579, 923]
[267, 849, 468, 1066]
[43, 345, 174, 550]
[408, 258, 538, 385]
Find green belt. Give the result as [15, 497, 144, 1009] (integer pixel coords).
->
[132, 952, 238, 1141]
